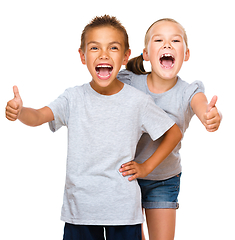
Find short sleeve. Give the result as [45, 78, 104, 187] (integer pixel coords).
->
[117, 69, 134, 85]
[183, 80, 205, 117]
[141, 96, 175, 141]
[47, 90, 70, 132]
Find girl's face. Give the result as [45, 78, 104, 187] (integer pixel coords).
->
[143, 21, 190, 82]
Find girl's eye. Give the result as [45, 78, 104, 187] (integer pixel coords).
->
[172, 40, 180, 43]
[154, 39, 162, 42]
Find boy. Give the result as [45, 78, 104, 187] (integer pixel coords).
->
[5, 15, 182, 240]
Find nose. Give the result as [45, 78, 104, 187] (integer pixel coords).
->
[163, 42, 172, 49]
[99, 49, 109, 60]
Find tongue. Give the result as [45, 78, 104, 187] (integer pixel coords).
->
[99, 67, 110, 76]
[162, 59, 173, 68]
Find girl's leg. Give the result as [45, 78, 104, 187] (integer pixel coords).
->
[138, 174, 181, 240]
[145, 208, 176, 240]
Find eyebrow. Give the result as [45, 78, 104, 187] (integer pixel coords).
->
[152, 34, 183, 38]
[87, 41, 122, 46]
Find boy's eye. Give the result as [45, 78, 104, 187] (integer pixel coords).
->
[91, 47, 98, 50]
[111, 46, 118, 50]
[172, 40, 180, 43]
[154, 39, 162, 42]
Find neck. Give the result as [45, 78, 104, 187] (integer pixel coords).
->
[90, 79, 124, 95]
[147, 72, 178, 94]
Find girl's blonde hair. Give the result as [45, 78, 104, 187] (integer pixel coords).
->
[126, 18, 188, 75]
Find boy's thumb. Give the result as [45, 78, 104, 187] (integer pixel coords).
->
[13, 85, 20, 99]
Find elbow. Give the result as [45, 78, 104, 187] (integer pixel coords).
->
[177, 125, 183, 141]
[171, 123, 182, 142]
[178, 131, 183, 142]
[177, 125, 183, 140]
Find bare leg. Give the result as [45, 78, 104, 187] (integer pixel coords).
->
[145, 209, 176, 240]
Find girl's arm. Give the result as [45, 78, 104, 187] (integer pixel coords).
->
[190, 92, 221, 132]
[119, 124, 182, 181]
[5, 86, 54, 126]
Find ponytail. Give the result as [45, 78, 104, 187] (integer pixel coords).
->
[126, 54, 150, 75]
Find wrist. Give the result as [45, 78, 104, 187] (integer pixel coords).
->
[142, 160, 154, 176]
[17, 106, 24, 120]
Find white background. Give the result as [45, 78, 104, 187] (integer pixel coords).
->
[0, 1, 234, 239]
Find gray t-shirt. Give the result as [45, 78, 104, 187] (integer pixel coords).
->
[117, 70, 205, 180]
[48, 83, 174, 225]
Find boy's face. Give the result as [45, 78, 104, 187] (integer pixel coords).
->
[143, 21, 190, 81]
[79, 26, 131, 94]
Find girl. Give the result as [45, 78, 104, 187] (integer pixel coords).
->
[118, 18, 221, 240]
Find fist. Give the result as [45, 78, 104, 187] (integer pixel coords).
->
[5, 86, 23, 121]
[204, 95, 221, 132]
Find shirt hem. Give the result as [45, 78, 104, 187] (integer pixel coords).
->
[61, 216, 144, 226]
[139, 168, 182, 181]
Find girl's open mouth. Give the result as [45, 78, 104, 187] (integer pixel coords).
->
[159, 53, 175, 69]
[95, 64, 113, 80]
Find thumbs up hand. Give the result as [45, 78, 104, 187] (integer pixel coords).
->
[203, 95, 221, 132]
[6, 86, 23, 121]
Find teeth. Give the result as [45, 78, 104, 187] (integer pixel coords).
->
[96, 65, 112, 68]
[160, 53, 174, 58]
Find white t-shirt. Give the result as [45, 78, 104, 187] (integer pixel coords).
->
[117, 70, 205, 180]
[48, 83, 174, 225]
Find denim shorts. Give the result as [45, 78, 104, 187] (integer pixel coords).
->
[138, 173, 181, 209]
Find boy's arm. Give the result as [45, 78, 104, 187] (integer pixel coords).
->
[120, 124, 182, 181]
[190, 92, 221, 132]
[6, 86, 54, 126]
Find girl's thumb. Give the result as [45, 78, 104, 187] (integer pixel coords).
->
[207, 95, 218, 113]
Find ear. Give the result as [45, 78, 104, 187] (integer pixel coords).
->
[184, 48, 190, 62]
[122, 49, 131, 65]
[79, 48, 86, 65]
[143, 48, 150, 61]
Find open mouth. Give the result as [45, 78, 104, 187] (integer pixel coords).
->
[95, 64, 113, 80]
[159, 53, 175, 69]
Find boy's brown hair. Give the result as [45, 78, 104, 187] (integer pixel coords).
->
[80, 15, 129, 52]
